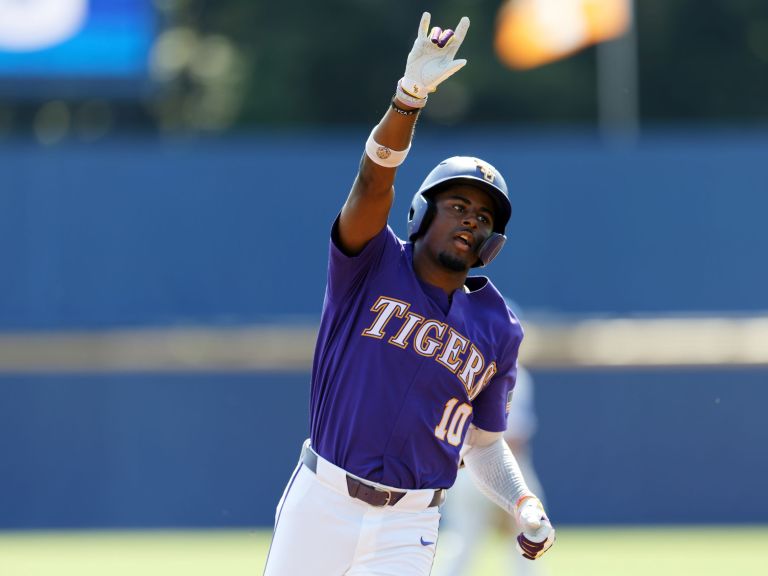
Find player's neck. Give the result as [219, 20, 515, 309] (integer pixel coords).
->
[412, 253, 468, 295]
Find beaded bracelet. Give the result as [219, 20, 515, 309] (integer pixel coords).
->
[390, 97, 421, 116]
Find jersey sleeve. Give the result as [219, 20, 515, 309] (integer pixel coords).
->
[326, 214, 401, 303]
[470, 334, 522, 433]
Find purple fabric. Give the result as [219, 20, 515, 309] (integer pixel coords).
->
[430, 27, 455, 48]
[438, 29, 455, 48]
[309, 218, 522, 489]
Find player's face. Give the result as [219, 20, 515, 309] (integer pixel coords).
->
[423, 185, 496, 271]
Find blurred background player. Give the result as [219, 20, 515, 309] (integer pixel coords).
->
[434, 363, 548, 576]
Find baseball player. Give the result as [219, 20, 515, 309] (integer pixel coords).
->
[263, 12, 554, 576]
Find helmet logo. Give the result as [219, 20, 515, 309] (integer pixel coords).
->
[376, 146, 392, 160]
[474, 159, 495, 183]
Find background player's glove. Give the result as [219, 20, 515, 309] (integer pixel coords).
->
[515, 496, 556, 560]
[397, 12, 469, 106]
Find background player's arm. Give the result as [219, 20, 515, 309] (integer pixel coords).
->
[338, 12, 469, 255]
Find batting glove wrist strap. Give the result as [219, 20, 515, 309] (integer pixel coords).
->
[365, 125, 410, 168]
[395, 81, 428, 109]
[400, 12, 470, 100]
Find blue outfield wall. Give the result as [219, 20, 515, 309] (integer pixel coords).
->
[1, 368, 767, 529]
[531, 368, 768, 525]
[2, 130, 767, 529]
[2, 129, 768, 329]
[0, 373, 311, 529]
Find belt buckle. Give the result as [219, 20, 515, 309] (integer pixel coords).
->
[378, 487, 392, 506]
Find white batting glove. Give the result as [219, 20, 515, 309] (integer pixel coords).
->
[397, 12, 470, 106]
[515, 496, 556, 560]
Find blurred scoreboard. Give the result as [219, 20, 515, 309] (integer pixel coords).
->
[0, 0, 156, 97]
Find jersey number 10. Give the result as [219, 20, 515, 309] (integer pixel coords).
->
[434, 398, 472, 446]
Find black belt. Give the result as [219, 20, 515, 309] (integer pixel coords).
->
[302, 446, 444, 508]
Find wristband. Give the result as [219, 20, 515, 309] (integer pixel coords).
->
[396, 79, 428, 109]
[390, 97, 420, 116]
[365, 125, 410, 168]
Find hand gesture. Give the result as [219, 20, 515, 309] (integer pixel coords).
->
[400, 12, 470, 101]
[515, 497, 556, 560]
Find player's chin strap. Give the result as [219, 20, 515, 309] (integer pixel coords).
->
[462, 435, 556, 560]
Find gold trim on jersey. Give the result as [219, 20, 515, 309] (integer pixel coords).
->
[388, 311, 425, 349]
[360, 295, 500, 398]
[413, 320, 448, 358]
[470, 361, 498, 401]
[458, 344, 485, 396]
[436, 328, 470, 373]
[361, 296, 410, 339]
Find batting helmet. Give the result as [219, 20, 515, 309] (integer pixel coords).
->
[407, 156, 511, 267]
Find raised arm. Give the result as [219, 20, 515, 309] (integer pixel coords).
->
[337, 12, 470, 255]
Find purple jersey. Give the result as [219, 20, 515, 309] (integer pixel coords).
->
[310, 220, 523, 489]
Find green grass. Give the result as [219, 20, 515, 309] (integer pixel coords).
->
[461, 526, 768, 576]
[0, 526, 766, 576]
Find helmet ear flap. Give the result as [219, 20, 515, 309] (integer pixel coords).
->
[407, 193, 436, 240]
[473, 232, 507, 268]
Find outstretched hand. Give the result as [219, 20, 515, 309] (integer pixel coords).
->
[400, 12, 470, 101]
[515, 497, 556, 560]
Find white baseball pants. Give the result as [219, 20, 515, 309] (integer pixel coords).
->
[263, 442, 442, 576]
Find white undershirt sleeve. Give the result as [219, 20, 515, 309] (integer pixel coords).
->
[461, 428, 534, 516]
